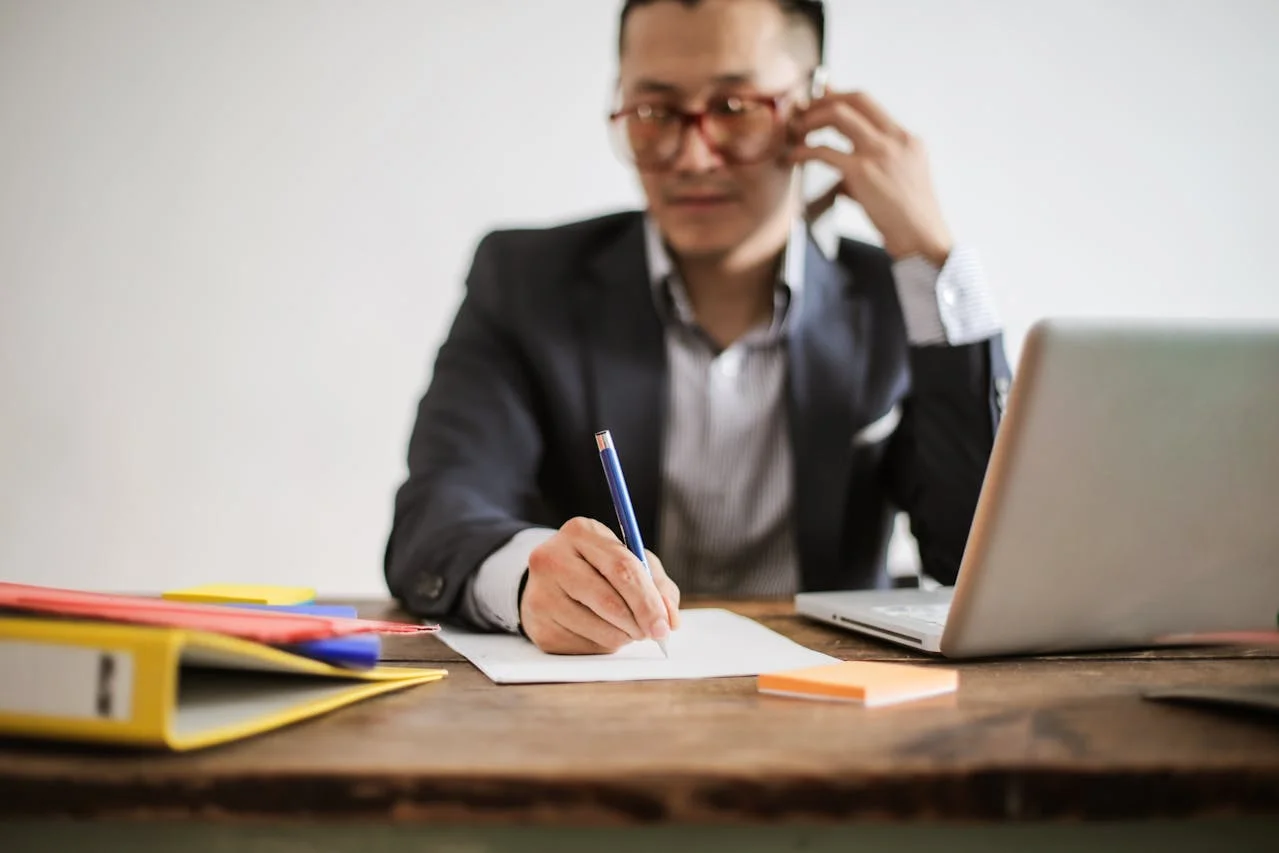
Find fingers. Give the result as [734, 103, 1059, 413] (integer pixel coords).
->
[573, 526, 671, 640]
[645, 549, 681, 630]
[799, 91, 904, 136]
[794, 99, 884, 153]
[790, 88, 949, 266]
[790, 143, 850, 169]
[528, 524, 645, 641]
[521, 517, 674, 655]
[561, 564, 646, 641]
[836, 91, 903, 137]
[528, 610, 619, 656]
[789, 144, 867, 202]
[520, 561, 634, 655]
[548, 592, 634, 651]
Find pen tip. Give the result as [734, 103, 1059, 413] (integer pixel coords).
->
[656, 637, 669, 658]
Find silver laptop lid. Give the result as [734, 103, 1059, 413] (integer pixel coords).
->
[942, 319, 1279, 657]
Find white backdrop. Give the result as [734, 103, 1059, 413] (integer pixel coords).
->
[1, 0, 1276, 595]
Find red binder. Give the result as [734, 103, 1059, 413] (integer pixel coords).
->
[0, 582, 436, 643]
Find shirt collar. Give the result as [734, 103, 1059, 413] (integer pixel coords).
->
[643, 214, 808, 334]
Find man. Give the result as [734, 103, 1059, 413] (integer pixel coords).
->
[385, 0, 1009, 654]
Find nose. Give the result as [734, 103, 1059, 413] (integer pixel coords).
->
[669, 118, 723, 174]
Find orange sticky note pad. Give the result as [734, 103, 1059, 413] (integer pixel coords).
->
[758, 661, 958, 707]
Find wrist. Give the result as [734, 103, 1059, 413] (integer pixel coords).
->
[887, 239, 951, 267]
[919, 241, 952, 268]
[884, 227, 952, 268]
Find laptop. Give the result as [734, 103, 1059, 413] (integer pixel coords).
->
[796, 318, 1279, 657]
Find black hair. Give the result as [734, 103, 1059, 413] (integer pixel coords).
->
[618, 0, 825, 63]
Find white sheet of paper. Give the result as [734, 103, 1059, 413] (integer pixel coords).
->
[437, 607, 837, 684]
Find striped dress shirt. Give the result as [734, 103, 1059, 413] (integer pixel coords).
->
[461, 219, 1000, 632]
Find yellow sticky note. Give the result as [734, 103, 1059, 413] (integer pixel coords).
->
[161, 584, 316, 606]
[758, 661, 958, 707]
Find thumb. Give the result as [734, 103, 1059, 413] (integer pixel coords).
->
[645, 549, 682, 630]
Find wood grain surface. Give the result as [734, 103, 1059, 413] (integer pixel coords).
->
[2, 599, 1277, 824]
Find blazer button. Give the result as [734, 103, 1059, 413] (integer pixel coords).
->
[416, 574, 446, 602]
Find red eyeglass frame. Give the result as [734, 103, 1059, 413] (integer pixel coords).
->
[607, 88, 806, 171]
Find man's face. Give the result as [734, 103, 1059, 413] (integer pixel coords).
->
[618, 0, 809, 260]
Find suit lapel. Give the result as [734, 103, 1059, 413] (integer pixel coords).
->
[788, 237, 867, 587]
[578, 214, 667, 546]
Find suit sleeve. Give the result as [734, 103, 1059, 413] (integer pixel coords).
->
[384, 233, 545, 618]
[886, 339, 1010, 585]
[882, 248, 1012, 586]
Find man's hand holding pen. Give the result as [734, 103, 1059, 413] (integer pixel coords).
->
[520, 517, 680, 655]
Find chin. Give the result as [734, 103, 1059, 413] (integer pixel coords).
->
[656, 217, 751, 259]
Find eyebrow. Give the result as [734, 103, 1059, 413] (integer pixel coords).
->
[631, 72, 758, 94]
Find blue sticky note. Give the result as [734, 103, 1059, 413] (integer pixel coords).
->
[230, 603, 381, 670]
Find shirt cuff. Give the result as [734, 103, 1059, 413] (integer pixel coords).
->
[891, 244, 1001, 346]
[460, 527, 557, 633]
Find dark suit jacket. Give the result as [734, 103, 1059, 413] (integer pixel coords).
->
[385, 211, 1010, 619]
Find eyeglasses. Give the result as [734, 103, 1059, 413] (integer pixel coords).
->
[608, 88, 804, 172]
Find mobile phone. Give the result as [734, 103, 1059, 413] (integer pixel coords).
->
[797, 65, 833, 223]
[810, 65, 829, 100]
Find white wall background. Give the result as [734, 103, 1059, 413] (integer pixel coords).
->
[1, 0, 1276, 596]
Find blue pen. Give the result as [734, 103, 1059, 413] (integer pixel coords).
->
[595, 430, 670, 658]
[231, 603, 381, 669]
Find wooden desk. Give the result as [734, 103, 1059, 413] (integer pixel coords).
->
[3, 601, 1278, 852]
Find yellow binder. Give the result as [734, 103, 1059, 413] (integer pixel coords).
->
[0, 617, 446, 751]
